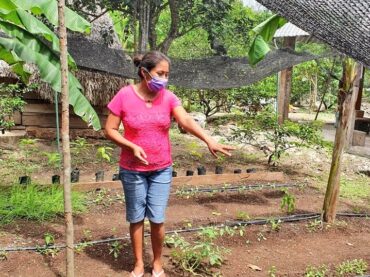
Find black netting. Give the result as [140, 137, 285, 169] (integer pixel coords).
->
[256, 0, 370, 67]
[68, 36, 323, 89]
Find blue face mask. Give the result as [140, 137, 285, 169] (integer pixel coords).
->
[143, 68, 168, 92]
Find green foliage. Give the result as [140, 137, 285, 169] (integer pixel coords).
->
[165, 227, 231, 275]
[0, 83, 30, 129]
[280, 189, 295, 213]
[231, 108, 324, 166]
[0, 0, 101, 130]
[305, 265, 328, 277]
[248, 14, 287, 65]
[43, 152, 61, 171]
[0, 184, 86, 224]
[335, 259, 368, 276]
[236, 211, 250, 221]
[44, 232, 55, 246]
[306, 219, 323, 233]
[96, 146, 113, 163]
[109, 241, 123, 260]
[268, 218, 281, 232]
[71, 137, 92, 167]
[268, 266, 277, 277]
[18, 138, 39, 176]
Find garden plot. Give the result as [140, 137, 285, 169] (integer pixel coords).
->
[0, 127, 370, 276]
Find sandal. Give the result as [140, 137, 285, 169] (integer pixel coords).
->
[152, 269, 164, 277]
[131, 271, 144, 277]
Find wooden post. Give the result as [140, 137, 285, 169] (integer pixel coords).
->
[355, 67, 365, 110]
[58, 0, 75, 276]
[347, 65, 364, 149]
[277, 37, 296, 124]
[323, 59, 362, 223]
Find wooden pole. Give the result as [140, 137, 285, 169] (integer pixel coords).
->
[277, 37, 296, 124]
[322, 59, 362, 223]
[355, 67, 365, 111]
[57, 0, 75, 275]
[347, 65, 364, 149]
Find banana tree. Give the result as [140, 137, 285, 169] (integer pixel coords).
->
[0, 0, 101, 130]
[248, 14, 287, 65]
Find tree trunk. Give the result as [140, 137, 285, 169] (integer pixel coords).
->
[138, 0, 150, 53]
[322, 60, 362, 223]
[58, 0, 74, 275]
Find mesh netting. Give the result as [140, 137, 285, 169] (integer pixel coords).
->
[256, 0, 370, 67]
[69, 36, 323, 90]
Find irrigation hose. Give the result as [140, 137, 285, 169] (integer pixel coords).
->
[0, 212, 368, 253]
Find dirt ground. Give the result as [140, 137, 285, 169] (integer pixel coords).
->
[0, 121, 370, 276]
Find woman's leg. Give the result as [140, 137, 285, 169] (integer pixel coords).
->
[150, 221, 165, 272]
[130, 220, 145, 274]
[146, 166, 172, 274]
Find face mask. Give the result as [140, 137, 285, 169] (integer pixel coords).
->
[143, 68, 168, 93]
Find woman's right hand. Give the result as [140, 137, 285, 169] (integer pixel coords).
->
[131, 145, 149, 165]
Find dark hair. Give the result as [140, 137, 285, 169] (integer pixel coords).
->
[133, 51, 171, 78]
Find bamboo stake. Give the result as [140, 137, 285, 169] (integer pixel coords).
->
[57, 0, 75, 275]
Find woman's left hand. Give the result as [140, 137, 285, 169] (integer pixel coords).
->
[206, 140, 236, 158]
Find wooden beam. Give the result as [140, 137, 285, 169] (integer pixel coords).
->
[72, 172, 285, 192]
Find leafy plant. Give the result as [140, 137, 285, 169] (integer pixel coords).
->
[109, 241, 123, 260]
[71, 137, 91, 167]
[305, 265, 328, 277]
[0, 0, 101, 130]
[335, 259, 368, 276]
[236, 211, 250, 221]
[166, 228, 230, 275]
[268, 218, 282, 232]
[268, 266, 277, 277]
[44, 232, 55, 246]
[306, 219, 323, 233]
[231, 108, 324, 166]
[43, 151, 61, 173]
[96, 146, 113, 165]
[280, 189, 296, 213]
[0, 84, 27, 129]
[0, 251, 7, 261]
[18, 138, 39, 176]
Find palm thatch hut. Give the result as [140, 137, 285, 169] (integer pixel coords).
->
[0, 15, 132, 139]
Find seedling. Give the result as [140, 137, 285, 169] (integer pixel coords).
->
[0, 251, 7, 261]
[236, 211, 250, 221]
[268, 218, 282, 232]
[335, 259, 368, 276]
[280, 189, 296, 213]
[82, 229, 92, 241]
[44, 233, 55, 246]
[306, 219, 323, 233]
[268, 266, 277, 277]
[74, 241, 92, 254]
[109, 241, 123, 260]
[305, 265, 328, 277]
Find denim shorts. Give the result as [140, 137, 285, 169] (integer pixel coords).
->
[119, 166, 172, 224]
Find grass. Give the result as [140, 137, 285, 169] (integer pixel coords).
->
[0, 184, 86, 225]
[339, 177, 370, 202]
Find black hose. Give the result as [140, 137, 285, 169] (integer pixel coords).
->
[1, 212, 368, 253]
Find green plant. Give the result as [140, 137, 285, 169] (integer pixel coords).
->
[0, 184, 86, 225]
[166, 228, 230, 275]
[44, 233, 55, 246]
[306, 219, 323, 233]
[18, 138, 39, 176]
[36, 246, 59, 258]
[0, 1, 101, 130]
[305, 265, 328, 277]
[268, 266, 277, 277]
[109, 241, 123, 260]
[280, 189, 296, 213]
[0, 251, 7, 261]
[236, 211, 250, 221]
[43, 152, 61, 173]
[231, 108, 324, 166]
[71, 137, 91, 167]
[268, 218, 282, 232]
[96, 146, 113, 164]
[74, 241, 92, 254]
[335, 259, 368, 276]
[185, 141, 203, 160]
[0, 84, 27, 129]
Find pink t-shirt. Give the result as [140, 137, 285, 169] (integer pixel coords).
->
[107, 85, 181, 171]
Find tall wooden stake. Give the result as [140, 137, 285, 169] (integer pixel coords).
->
[58, 0, 74, 275]
[322, 59, 362, 223]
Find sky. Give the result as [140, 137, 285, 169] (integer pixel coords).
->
[241, 0, 266, 11]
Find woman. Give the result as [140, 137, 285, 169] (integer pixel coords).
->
[105, 51, 235, 277]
